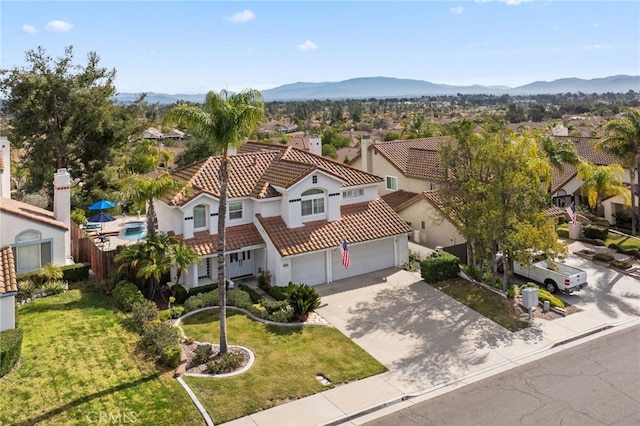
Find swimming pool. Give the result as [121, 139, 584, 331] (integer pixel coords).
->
[120, 221, 147, 240]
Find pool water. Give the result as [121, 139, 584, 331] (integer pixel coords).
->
[120, 221, 147, 240]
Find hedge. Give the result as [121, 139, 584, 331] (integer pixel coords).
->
[583, 225, 609, 241]
[112, 281, 145, 312]
[593, 253, 615, 262]
[0, 328, 23, 377]
[420, 251, 460, 283]
[557, 229, 569, 238]
[61, 263, 91, 282]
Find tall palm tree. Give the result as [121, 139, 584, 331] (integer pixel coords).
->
[576, 161, 630, 214]
[172, 241, 200, 288]
[596, 108, 640, 235]
[122, 173, 184, 238]
[539, 133, 580, 172]
[165, 89, 265, 354]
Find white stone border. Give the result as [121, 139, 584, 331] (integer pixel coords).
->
[174, 305, 333, 328]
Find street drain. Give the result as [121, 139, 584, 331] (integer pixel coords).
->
[316, 374, 331, 386]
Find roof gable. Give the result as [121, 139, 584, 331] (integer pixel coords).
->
[371, 137, 453, 179]
[0, 197, 68, 230]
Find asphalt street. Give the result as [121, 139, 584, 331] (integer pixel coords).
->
[365, 324, 640, 426]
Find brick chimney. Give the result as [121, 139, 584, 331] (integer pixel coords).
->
[0, 137, 10, 199]
[309, 134, 322, 156]
[54, 168, 71, 261]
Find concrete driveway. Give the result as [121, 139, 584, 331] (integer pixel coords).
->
[314, 268, 546, 394]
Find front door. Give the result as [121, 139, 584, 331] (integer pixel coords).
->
[229, 250, 253, 278]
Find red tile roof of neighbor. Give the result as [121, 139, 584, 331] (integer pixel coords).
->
[0, 197, 68, 230]
[174, 223, 265, 257]
[164, 142, 382, 206]
[366, 137, 454, 177]
[257, 198, 412, 257]
[0, 246, 17, 294]
[381, 190, 421, 211]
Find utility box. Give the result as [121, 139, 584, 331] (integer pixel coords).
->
[521, 287, 539, 309]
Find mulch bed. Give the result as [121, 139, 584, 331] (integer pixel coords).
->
[181, 341, 250, 375]
[509, 295, 581, 321]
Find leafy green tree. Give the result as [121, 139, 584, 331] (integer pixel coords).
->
[165, 89, 265, 354]
[597, 108, 640, 235]
[577, 161, 630, 214]
[121, 173, 184, 238]
[126, 139, 160, 174]
[322, 144, 338, 159]
[321, 127, 350, 149]
[0, 46, 143, 196]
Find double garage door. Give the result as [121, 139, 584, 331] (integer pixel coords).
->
[290, 238, 395, 286]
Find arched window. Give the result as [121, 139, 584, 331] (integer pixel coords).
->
[193, 204, 207, 228]
[14, 230, 52, 274]
[301, 188, 325, 216]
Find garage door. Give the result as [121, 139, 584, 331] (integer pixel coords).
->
[291, 252, 326, 286]
[332, 238, 394, 281]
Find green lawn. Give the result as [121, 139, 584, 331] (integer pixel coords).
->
[181, 310, 387, 424]
[607, 232, 640, 252]
[427, 278, 531, 332]
[0, 282, 203, 426]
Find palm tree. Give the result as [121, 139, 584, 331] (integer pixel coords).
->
[596, 108, 640, 235]
[172, 240, 200, 288]
[539, 133, 580, 172]
[576, 161, 630, 214]
[121, 173, 184, 238]
[165, 89, 265, 354]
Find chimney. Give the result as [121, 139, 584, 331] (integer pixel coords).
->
[361, 134, 371, 173]
[309, 134, 322, 156]
[54, 168, 71, 261]
[227, 144, 237, 156]
[0, 137, 10, 199]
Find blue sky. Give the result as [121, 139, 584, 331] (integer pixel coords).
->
[2, 1, 639, 94]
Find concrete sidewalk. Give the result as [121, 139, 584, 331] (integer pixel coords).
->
[222, 265, 640, 426]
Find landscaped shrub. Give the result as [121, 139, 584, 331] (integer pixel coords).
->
[238, 283, 263, 304]
[104, 270, 128, 294]
[593, 253, 615, 262]
[206, 351, 245, 375]
[583, 225, 609, 241]
[420, 251, 460, 283]
[257, 270, 272, 287]
[112, 281, 145, 312]
[140, 321, 180, 356]
[191, 344, 213, 367]
[579, 237, 606, 246]
[42, 280, 67, 295]
[61, 263, 91, 282]
[184, 290, 220, 312]
[36, 263, 63, 286]
[0, 328, 23, 377]
[188, 283, 218, 297]
[269, 308, 295, 323]
[285, 282, 321, 321]
[611, 260, 632, 270]
[260, 299, 289, 314]
[226, 288, 253, 310]
[507, 285, 521, 298]
[258, 282, 287, 301]
[161, 344, 181, 368]
[172, 284, 189, 304]
[521, 283, 565, 308]
[131, 300, 160, 331]
[17, 280, 37, 300]
[169, 306, 185, 319]
[557, 229, 569, 238]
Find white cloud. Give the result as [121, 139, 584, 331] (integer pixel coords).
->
[450, 7, 464, 15]
[44, 20, 74, 32]
[22, 24, 37, 34]
[297, 40, 318, 52]
[583, 44, 610, 50]
[475, 0, 532, 4]
[227, 10, 256, 24]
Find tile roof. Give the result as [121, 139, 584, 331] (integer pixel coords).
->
[174, 223, 265, 257]
[0, 246, 17, 294]
[0, 197, 68, 230]
[165, 142, 382, 206]
[257, 198, 412, 257]
[370, 137, 453, 178]
[381, 190, 421, 211]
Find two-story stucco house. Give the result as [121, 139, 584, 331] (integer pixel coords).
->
[154, 142, 412, 288]
[0, 137, 72, 274]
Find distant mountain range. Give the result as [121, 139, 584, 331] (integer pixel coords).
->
[116, 75, 640, 104]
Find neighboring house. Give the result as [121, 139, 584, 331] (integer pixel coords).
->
[349, 136, 453, 196]
[0, 245, 18, 331]
[0, 137, 72, 274]
[154, 141, 412, 288]
[549, 136, 636, 224]
[142, 127, 164, 140]
[163, 128, 185, 140]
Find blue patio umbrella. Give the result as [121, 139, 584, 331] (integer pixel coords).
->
[88, 199, 117, 211]
[87, 212, 117, 232]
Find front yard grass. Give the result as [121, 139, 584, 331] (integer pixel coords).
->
[427, 278, 530, 332]
[181, 309, 387, 424]
[0, 282, 203, 426]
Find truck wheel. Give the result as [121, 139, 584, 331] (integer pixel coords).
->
[544, 280, 558, 294]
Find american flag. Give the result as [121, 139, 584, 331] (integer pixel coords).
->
[339, 238, 351, 269]
[566, 202, 577, 226]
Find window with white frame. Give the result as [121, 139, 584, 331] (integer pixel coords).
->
[342, 188, 365, 199]
[386, 176, 398, 191]
[13, 230, 52, 274]
[301, 188, 325, 216]
[193, 204, 207, 228]
[229, 201, 243, 220]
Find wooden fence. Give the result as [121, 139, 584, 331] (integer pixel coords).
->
[71, 222, 122, 281]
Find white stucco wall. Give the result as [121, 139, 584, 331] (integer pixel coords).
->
[0, 294, 16, 331]
[400, 200, 465, 248]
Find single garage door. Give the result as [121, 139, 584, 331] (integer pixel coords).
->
[332, 238, 394, 281]
[291, 252, 326, 286]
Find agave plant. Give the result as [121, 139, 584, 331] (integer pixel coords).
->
[284, 282, 321, 321]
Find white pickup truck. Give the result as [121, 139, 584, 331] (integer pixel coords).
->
[498, 254, 588, 294]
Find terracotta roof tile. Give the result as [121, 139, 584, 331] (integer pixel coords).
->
[381, 190, 421, 211]
[257, 198, 412, 257]
[405, 148, 447, 181]
[0, 246, 17, 294]
[165, 142, 383, 206]
[175, 223, 265, 257]
[0, 197, 68, 230]
[371, 137, 453, 177]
